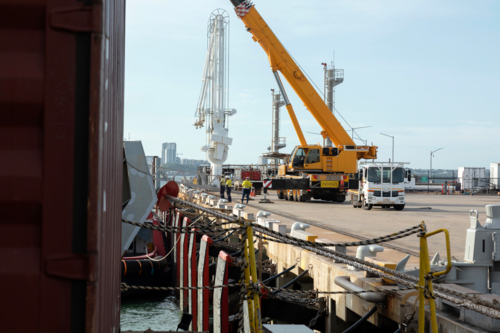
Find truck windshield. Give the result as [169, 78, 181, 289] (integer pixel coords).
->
[367, 167, 404, 183]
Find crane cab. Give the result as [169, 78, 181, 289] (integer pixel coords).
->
[284, 145, 358, 174]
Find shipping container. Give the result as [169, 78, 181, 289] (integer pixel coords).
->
[457, 167, 487, 190]
[0, 1, 125, 332]
[491, 163, 500, 190]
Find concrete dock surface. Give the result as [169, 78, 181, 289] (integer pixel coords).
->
[186, 188, 500, 331]
[237, 192, 500, 267]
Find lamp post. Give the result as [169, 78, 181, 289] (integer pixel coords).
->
[429, 148, 444, 193]
[352, 126, 371, 145]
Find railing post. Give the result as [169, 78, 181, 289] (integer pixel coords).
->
[246, 224, 262, 333]
[242, 235, 255, 333]
[418, 223, 452, 333]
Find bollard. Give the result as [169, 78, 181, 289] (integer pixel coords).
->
[349, 245, 384, 271]
[290, 222, 310, 237]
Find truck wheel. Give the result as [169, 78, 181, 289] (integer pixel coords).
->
[394, 204, 405, 211]
[284, 190, 289, 200]
[336, 195, 346, 203]
[294, 190, 299, 202]
[277, 189, 285, 200]
[288, 190, 294, 201]
[362, 199, 373, 210]
[299, 191, 308, 202]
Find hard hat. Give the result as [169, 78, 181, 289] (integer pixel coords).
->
[246, 177, 250, 179]
[226, 176, 229, 178]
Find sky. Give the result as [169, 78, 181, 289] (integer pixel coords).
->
[124, 0, 500, 170]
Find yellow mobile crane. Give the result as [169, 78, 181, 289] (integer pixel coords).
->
[230, 0, 377, 202]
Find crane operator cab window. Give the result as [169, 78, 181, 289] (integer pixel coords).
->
[292, 148, 308, 168]
[305, 149, 320, 165]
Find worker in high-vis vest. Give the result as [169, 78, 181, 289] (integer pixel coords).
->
[241, 177, 252, 204]
[225, 176, 233, 202]
[219, 176, 226, 199]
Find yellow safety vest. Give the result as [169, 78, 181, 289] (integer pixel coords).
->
[220, 179, 226, 186]
[226, 179, 232, 187]
[242, 180, 252, 189]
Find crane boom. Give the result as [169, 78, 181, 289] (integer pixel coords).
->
[230, 0, 377, 160]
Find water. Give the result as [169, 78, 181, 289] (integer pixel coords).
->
[121, 294, 183, 331]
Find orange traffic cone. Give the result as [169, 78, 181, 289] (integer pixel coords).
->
[250, 187, 256, 197]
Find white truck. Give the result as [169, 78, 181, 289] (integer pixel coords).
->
[349, 162, 411, 211]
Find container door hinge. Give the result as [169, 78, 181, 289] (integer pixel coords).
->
[50, 3, 102, 33]
[45, 253, 91, 280]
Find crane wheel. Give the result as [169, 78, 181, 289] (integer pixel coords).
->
[288, 190, 294, 201]
[294, 190, 299, 202]
[277, 189, 285, 200]
[284, 190, 289, 200]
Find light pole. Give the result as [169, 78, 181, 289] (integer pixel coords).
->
[380, 133, 394, 164]
[429, 148, 444, 193]
[352, 126, 371, 145]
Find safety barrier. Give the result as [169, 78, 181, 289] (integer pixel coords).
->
[198, 235, 213, 332]
[179, 217, 191, 311]
[187, 231, 198, 331]
[174, 211, 182, 288]
[214, 251, 232, 333]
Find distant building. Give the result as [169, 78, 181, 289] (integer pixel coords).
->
[161, 142, 176, 164]
[180, 158, 209, 166]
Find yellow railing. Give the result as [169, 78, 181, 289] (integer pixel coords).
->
[418, 222, 452, 333]
[243, 222, 262, 333]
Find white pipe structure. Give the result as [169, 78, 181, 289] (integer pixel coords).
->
[195, 9, 236, 183]
[322, 63, 344, 147]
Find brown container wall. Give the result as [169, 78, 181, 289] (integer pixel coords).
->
[0, 0, 125, 332]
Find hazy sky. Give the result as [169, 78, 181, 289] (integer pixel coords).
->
[124, 0, 500, 169]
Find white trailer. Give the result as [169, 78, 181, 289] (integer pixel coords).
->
[491, 163, 500, 190]
[350, 162, 412, 211]
[458, 167, 487, 190]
